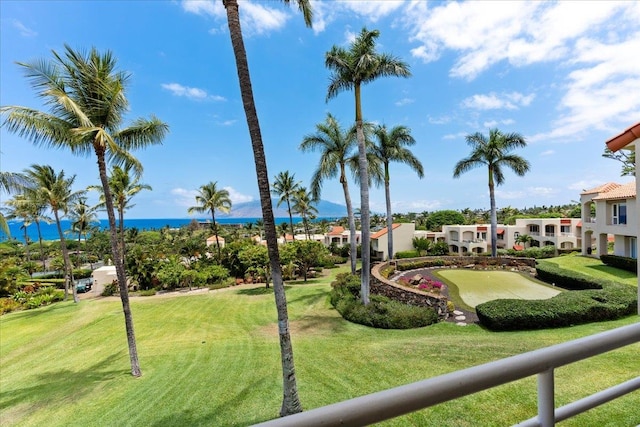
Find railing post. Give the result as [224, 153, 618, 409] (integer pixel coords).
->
[538, 369, 555, 426]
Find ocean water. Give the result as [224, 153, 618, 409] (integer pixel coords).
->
[2, 217, 335, 244]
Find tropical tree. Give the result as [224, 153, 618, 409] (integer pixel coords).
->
[515, 233, 533, 249]
[24, 165, 82, 302]
[291, 187, 318, 240]
[325, 27, 411, 304]
[4, 194, 33, 260]
[222, 0, 312, 415]
[300, 113, 358, 273]
[453, 129, 530, 257]
[272, 171, 301, 242]
[603, 147, 635, 177]
[0, 171, 28, 236]
[370, 124, 423, 260]
[1, 45, 168, 377]
[90, 164, 151, 264]
[69, 196, 98, 264]
[187, 181, 231, 260]
[21, 186, 51, 270]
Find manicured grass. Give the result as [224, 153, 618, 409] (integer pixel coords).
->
[1, 264, 638, 426]
[435, 270, 561, 308]
[539, 253, 638, 287]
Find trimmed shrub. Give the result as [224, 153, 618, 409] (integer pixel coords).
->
[379, 265, 395, 279]
[395, 250, 421, 259]
[535, 262, 602, 290]
[330, 273, 438, 329]
[477, 262, 637, 331]
[600, 254, 637, 273]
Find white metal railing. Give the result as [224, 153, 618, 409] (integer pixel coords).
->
[254, 322, 640, 427]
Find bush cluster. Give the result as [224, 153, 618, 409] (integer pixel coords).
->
[396, 258, 454, 271]
[476, 264, 637, 331]
[394, 250, 421, 259]
[329, 273, 439, 329]
[497, 245, 556, 259]
[599, 255, 638, 273]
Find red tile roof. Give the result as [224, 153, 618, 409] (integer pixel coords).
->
[581, 182, 621, 195]
[328, 226, 345, 236]
[371, 223, 401, 239]
[592, 181, 636, 201]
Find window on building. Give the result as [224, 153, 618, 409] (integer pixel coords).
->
[612, 203, 627, 225]
[561, 225, 571, 234]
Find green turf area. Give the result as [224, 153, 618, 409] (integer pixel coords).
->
[434, 270, 561, 308]
[539, 253, 638, 287]
[1, 264, 638, 426]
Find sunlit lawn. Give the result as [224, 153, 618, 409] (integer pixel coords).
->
[1, 262, 638, 427]
[539, 253, 638, 287]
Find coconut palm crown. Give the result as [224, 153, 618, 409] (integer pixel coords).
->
[453, 128, 530, 257]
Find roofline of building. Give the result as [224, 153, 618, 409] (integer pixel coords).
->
[605, 122, 640, 152]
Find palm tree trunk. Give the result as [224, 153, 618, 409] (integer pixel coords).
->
[286, 199, 295, 241]
[489, 169, 497, 257]
[224, 0, 301, 416]
[355, 84, 370, 305]
[35, 219, 46, 271]
[96, 147, 141, 377]
[384, 165, 393, 261]
[23, 226, 31, 262]
[340, 167, 357, 274]
[54, 210, 76, 302]
[212, 210, 221, 259]
[118, 206, 125, 265]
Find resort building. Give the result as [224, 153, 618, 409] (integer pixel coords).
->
[580, 181, 637, 258]
[368, 218, 582, 260]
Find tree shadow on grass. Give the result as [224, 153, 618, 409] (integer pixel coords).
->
[0, 353, 126, 413]
[150, 378, 273, 427]
[585, 264, 636, 281]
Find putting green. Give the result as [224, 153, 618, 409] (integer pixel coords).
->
[435, 270, 561, 308]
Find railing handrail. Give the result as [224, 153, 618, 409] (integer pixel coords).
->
[254, 322, 640, 427]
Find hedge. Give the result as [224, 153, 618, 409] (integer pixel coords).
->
[599, 254, 638, 274]
[476, 262, 637, 331]
[330, 273, 438, 329]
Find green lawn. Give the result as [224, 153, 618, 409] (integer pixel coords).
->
[539, 253, 638, 286]
[434, 270, 561, 308]
[1, 264, 639, 426]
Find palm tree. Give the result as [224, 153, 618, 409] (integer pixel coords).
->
[1, 45, 168, 377]
[187, 181, 231, 259]
[370, 124, 424, 260]
[222, 0, 312, 415]
[272, 171, 301, 242]
[90, 164, 152, 264]
[4, 194, 33, 260]
[291, 187, 318, 240]
[69, 196, 98, 264]
[300, 113, 359, 273]
[325, 27, 411, 304]
[0, 171, 28, 237]
[22, 185, 52, 271]
[453, 128, 530, 257]
[24, 165, 82, 302]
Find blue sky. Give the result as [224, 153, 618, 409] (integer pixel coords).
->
[1, 1, 638, 219]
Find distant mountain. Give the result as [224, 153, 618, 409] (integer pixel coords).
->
[219, 198, 347, 219]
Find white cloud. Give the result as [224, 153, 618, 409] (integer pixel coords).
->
[13, 20, 37, 37]
[341, 0, 405, 22]
[462, 92, 535, 110]
[181, 0, 225, 18]
[484, 119, 515, 128]
[391, 199, 443, 211]
[171, 188, 198, 207]
[428, 115, 451, 125]
[540, 150, 555, 156]
[395, 97, 414, 106]
[528, 187, 558, 196]
[161, 83, 226, 101]
[224, 186, 253, 204]
[567, 180, 607, 192]
[494, 190, 525, 200]
[405, 1, 627, 80]
[181, 0, 289, 36]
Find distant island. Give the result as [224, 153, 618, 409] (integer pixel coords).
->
[218, 198, 348, 219]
